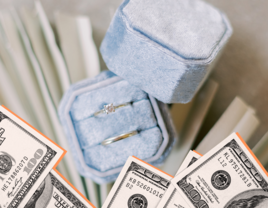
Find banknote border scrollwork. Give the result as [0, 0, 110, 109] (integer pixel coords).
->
[0, 111, 49, 146]
[0, 112, 7, 146]
[163, 188, 176, 208]
[226, 139, 268, 190]
[133, 165, 170, 189]
[50, 172, 87, 208]
[0, 112, 8, 122]
[188, 157, 198, 168]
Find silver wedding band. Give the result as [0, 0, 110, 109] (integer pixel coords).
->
[94, 102, 130, 116]
[101, 130, 138, 146]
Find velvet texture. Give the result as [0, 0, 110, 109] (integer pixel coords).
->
[58, 71, 176, 183]
[100, 0, 232, 103]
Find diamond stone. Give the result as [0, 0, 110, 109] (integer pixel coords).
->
[104, 103, 115, 114]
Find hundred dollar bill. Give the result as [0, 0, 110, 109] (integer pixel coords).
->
[102, 156, 173, 208]
[175, 151, 202, 176]
[0, 106, 65, 208]
[171, 132, 268, 208]
[157, 150, 201, 208]
[25, 169, 95, 208]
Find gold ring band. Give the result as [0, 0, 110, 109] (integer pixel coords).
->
[101, 130, 138, 146]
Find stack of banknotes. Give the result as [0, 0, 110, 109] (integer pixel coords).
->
[0, 106, 95, 208]
[2, 102, 267, 208]
[103, 133, 268, 208]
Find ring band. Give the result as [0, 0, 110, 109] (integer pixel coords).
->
[94, 102, 130, 116]
[101, 130, 138, 146]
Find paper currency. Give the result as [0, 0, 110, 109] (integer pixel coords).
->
[175, 151, 202, 176]
[102, 156, 173, 208]
[25, 169, 95, 208]
[157, 150, 201, 208]
[172, 132, 268, 208]
[0, 106, 65, 208]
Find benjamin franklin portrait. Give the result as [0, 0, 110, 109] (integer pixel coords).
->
[25, 174, 53, 208]
[225, 190, 268, 208]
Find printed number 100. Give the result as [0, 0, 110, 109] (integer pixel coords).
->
[23, 149, 44, 174]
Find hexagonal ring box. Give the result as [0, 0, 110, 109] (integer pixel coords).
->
[100, 0, 232, 103]
[58, 71, 176, 183]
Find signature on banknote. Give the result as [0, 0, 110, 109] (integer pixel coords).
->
[7, 177, 23, 198]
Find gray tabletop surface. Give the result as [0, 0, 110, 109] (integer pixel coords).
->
[1, 0, 267, 148]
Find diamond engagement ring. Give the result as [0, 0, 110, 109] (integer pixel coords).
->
[94, 102, 130, 116]
[101, 130, 138, 146]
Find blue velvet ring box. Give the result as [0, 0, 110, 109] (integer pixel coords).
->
[100, 0, 232, 103]
[58, 71, 176, 183]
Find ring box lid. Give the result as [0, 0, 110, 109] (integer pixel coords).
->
[122, 0, 229, 62]
[100, 0, 232, 104]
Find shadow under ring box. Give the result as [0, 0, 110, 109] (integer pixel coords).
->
[58, 71, 176, 183]
[100, 0, 232, 104]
